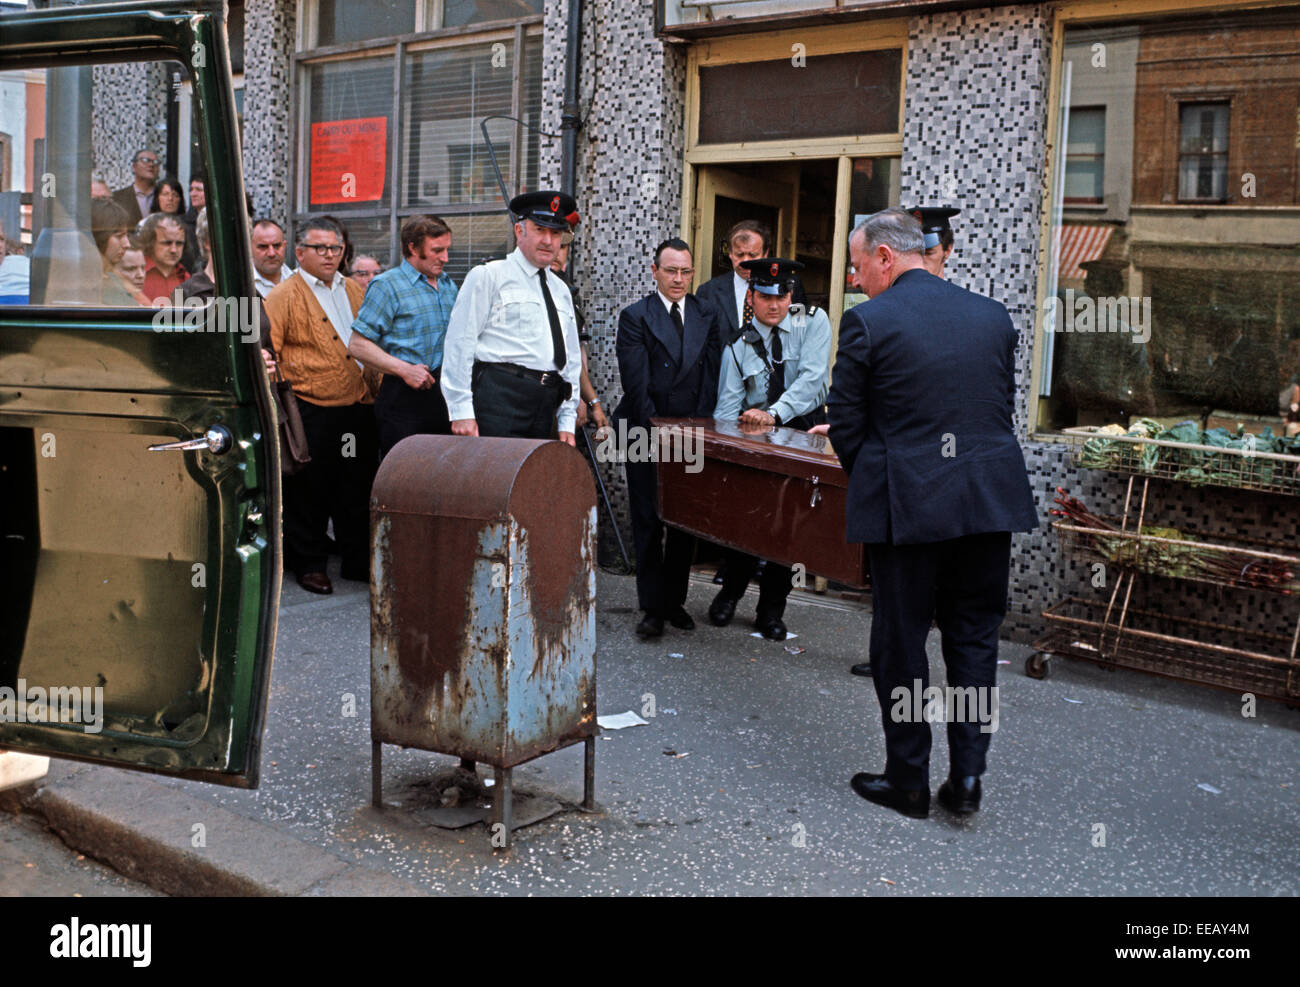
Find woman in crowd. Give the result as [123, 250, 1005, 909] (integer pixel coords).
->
[149, 175, 200, 272]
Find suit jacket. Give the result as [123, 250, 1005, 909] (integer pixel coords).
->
[613, 292, 722, 428]
[111, 184, 147, 227]
[827, 267, 1037, 546]
[696, 270, 811, 345]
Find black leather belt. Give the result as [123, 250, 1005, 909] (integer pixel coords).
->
[475, 361, 570, 397]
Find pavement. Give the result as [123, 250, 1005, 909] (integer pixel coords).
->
[6, 562, 1299, 896]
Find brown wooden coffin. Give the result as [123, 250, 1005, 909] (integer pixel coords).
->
[651, 417, 869, 588]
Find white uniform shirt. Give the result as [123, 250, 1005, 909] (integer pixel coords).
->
[441, 248, 582, 432]
[254, 263, 294, 299]
[297, 268, 355, 348]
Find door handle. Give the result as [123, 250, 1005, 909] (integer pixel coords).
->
[148, 425, 233, 455]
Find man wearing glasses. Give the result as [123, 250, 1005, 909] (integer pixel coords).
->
[264, 218, 379, 596]
[111, 149, 161, 226]
[614, 237, 723, 639]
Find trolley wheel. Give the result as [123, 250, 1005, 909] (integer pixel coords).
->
[1025, 652, 1051, 680]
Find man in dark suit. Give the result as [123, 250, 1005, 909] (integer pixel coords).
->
[614, 237, 723, 639]
[695, 220, 808, 346]
[828, 208, 1037, 820]
[111, 148, 160, 227]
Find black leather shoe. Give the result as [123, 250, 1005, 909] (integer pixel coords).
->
[667, 607, 695, 630]
[708, 593, 737, 627]
[850, 662, 873, 677]
[937, 775, 982, 816]
[297, 571, 333, 595]
[756, 615, 787, 641]
[850, 773, 929, 819]
[635, 613, 664, 638]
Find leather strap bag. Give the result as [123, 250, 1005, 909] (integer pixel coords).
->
[265, 341, 311, 475]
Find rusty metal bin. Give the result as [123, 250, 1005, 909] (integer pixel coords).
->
[368, 435, 597, 847]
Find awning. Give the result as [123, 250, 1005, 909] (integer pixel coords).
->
[1055, 224, 1114, 281]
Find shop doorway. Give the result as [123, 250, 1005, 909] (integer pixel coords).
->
[692, 157, 897, 317]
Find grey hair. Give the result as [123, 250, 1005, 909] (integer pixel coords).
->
[851, 208, 925, 256]
[195, 206, 209, 248]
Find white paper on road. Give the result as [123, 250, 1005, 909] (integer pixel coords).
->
[597, 711, 650, 730]
[750, 632, 799, 640]
[1197, 782, 1222, 794]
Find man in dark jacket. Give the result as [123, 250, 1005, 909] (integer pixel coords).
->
[614, 237, 723, 638]
[695, 219, 807, 345]
[828, 208, 1037, 821]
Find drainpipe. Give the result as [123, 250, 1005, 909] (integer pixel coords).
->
[559, 0, 583, 200]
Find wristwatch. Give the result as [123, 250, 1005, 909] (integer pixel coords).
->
[588, 398, 601, 410]
[770, 411, 782, 426]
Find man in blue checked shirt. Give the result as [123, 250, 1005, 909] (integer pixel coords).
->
[348, 215, 458, 458]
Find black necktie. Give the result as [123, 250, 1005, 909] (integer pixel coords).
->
[670, 301, 683, 337]
[766, 329, 784, 408]
[538, 268, 565, 369]
[741, 296, 753, 329]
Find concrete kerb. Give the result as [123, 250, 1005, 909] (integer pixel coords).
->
[7, 760, 427, 897]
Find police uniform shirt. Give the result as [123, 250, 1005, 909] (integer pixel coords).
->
[714, 304, 832, 424]
[441, 247, 582, 432]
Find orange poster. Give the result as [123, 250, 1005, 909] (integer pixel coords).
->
[309, 117, 387, 204]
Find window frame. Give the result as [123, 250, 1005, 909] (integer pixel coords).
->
[1063, 104, 1106, 205]
[291, 15, 543, 267]
[1174, 97, 1232, 204]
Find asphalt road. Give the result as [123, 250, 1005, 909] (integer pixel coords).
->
[108, 559, 1300, 896]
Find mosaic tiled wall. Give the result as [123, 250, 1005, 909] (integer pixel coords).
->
[541, 0, 688, 566]
[898, 4, 1057, 640]
[242, 0, 296, 227]
[92, 63, 170, 190]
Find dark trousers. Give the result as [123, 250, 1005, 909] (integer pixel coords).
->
[625, 458, 695, 616]
[375, 372, 450, 459]
[283, 400, 378, 578]
[719, 547, 793, 619]
[471, 362, 563, 440]
[866, 531, 1011, 790]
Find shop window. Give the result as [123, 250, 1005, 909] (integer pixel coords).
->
[1177, 102, 1229, 202]
[1038, 10, 1300, 436]
[1064, 106, 1105, 204]
[304, 56, 393, 212]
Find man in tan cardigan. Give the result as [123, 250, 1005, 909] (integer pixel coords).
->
[265, 217, 379, 595]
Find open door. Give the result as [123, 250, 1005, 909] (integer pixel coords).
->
[692, 165, 797, 284]
[0, 2, 279, 787]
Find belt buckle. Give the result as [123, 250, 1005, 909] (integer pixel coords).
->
[539, 371, 555, 386]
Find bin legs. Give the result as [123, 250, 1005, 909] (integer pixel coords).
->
[583, 734, 595, 810]
[371, 740, 383, 808]
[492, 766, 513, 850]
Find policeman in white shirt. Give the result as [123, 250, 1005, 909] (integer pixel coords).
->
[441, 191, 582, 444]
